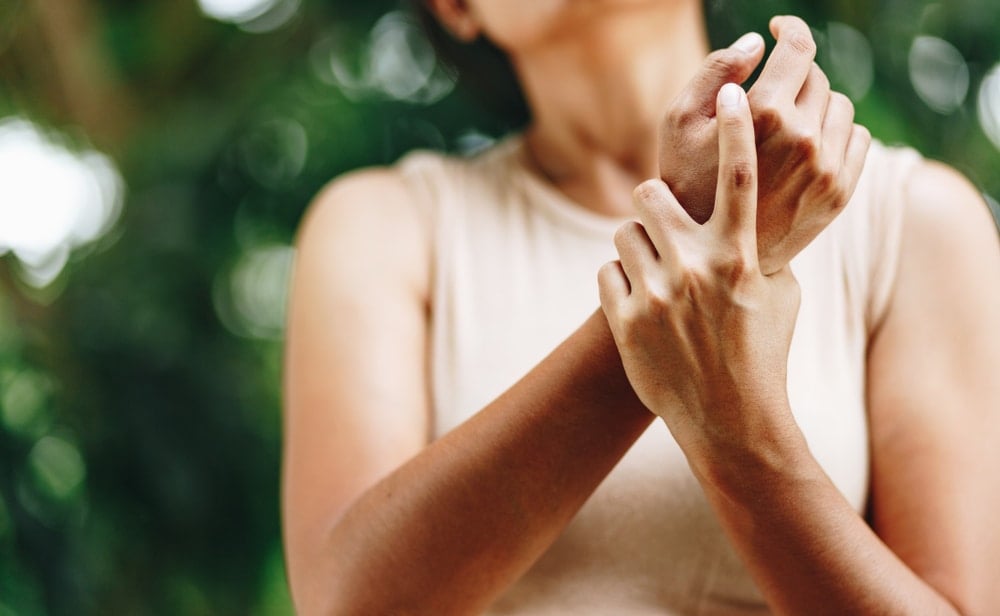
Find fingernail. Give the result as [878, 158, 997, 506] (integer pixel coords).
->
[731, 32, 763, 54]
[719, 83, 743, 109]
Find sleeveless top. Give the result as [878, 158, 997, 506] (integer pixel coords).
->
[396, 136, 920, 615]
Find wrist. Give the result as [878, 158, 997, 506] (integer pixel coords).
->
[567, 310, 656, 423]
[679, 400, 814, 500]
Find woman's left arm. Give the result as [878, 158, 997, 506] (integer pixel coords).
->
[864, 161, 1000, 614]
[702, 162, 1000, 615]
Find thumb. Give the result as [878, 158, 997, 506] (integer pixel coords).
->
[672, 32, 765, 121]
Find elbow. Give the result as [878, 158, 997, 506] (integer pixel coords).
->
[287, 562, 367, 616]
[285, 526, 350, 616]
[286, 525, 391, 616]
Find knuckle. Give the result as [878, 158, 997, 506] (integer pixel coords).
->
[597, 260, 619, 282]
[674, 109, 701, 130]
[814, 169, 838, 197]
[809, 63, 830, 90]
[792, 129, 820, 160]
[665, 95, 699, 128]
[830, 92, 855, 121]
[787, 30, 817, 57]
[746, 83, 767, 104]
[664, 104, 685, 127]
[709, 251, 754, 286]
[704, 49, 741, 78]
[718, 112, 746, 135]
[831, 177, 856, 210]
[642, 285, 671, 317]
[807, 170, 850, 211]
[613, 222, 637, 248]
[675, 261, 716, 302]
[724, 160, 757, 191]
[830, 90, 851, 109]
[828, 193, 850, 212]
[675, 267, 701, 301]
[632, 179, 663, 205]
[854, 123, 872, 144]
[752, 103, 783, 135]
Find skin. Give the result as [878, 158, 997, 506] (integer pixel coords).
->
[660, 28, 871, 273]
[601, 86, 1000, 615]
[283, 0, 1000, 613]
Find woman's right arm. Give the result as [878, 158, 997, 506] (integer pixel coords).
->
[282, 168, 652, 615]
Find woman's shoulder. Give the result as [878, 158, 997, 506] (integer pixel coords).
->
[303, 165, 425, 244]
[853, 139, 993, 240]
[393, 134, 523, 198]
[295, 163, 436, 304]
[303, 136, 517, 220]
[839, 139, 996, 331]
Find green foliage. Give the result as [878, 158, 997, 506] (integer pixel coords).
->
[0, 0, 997, 614]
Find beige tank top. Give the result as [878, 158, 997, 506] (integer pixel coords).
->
[397, 136, 920, 615]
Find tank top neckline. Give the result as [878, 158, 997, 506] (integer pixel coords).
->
[493, 134, 631, 240]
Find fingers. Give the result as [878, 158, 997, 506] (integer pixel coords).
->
[754, 15, 817, 103]
[668, 32, 765, 122]
[598, 260, 630, 314]
[814, 93, 869, 210]
[796, 63, 832, 121]
[839, 124, 872, 206]
[712, 83, 759, 252]
[819, 92, 855, 171]
[632, 179, 691, 259]
[613, 221, 657, 293]
[608, 181, 692, 304]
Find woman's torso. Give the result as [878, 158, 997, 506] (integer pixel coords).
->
[396, 136, 919, 615]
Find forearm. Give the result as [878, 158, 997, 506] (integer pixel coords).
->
[690, 414, 961, 616]
[316, 310, 652, 615]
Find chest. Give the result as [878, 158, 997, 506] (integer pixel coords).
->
[428, 195, 872, 613]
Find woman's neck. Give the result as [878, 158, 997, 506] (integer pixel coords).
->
[510, 1, 709, 217]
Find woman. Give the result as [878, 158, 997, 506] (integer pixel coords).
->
[282, 1, 1000, 613]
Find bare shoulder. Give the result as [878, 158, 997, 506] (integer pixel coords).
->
[304, 166, 424, 230]
[871, 158, 1000, 381]
[295, 166, 431, 300]
[900, 160, 998, 262]
[884, 159, 1000, 337]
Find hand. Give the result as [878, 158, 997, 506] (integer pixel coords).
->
[659, 16, 871, 275]
[599, 84, 800, 457]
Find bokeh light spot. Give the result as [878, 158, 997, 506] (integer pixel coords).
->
[455, 130, 496, 156]
[0, 117, 124, 288]
[28, 435, 86, 503]
[198, 0, 275, 21]
[908, 36, 969, 114]
[213, 244, 295, 340]
[318, 11, 456, 104]
[239, 117, 308, 189]
[197, 0, 299, 32]
[823, 22, 874, 101]
[977, 63, 1000, 152]
[1, 370, 53, 439]
[368, 12, 439, 101]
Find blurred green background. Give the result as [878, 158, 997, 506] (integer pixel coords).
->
[0, 0, 998, 613]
